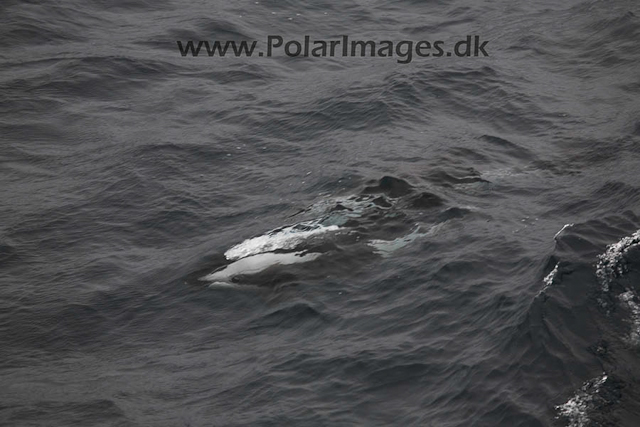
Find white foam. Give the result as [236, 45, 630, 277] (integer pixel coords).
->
[594, 230, 640, 340]
[554, 223, 574, 240]
[595, 230, 640, 293]
[224, 222, 340, 261]
[555, 373, 607, 427]
[619, 290, 640, 345]
[202, 251, 322, 282]
[540, 263, 559, 294]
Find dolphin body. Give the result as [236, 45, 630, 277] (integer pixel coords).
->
[201, 176, 458, 287]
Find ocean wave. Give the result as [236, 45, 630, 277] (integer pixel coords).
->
[595, 229, 640, 293]
[555, 373, 608, 427]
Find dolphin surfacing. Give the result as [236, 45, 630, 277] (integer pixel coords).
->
[201, 251, 323, 283]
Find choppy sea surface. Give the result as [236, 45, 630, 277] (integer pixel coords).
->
[2, 0, 640, 426]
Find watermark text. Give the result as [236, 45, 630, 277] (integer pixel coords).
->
[177, 35, 489, 64]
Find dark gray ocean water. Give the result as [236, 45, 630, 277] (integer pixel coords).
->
[2, 0, 640, 426]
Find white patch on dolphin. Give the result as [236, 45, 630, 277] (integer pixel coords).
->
[224, 221, 340, 261]
[202, 251, 323, 283]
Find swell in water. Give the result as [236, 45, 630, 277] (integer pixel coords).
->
[522, 213, 640, 427]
